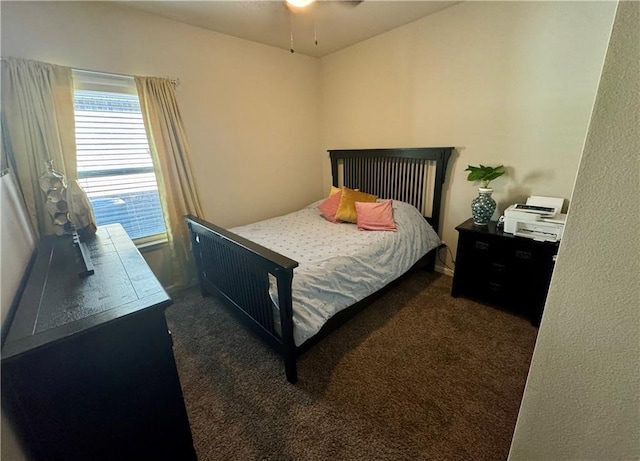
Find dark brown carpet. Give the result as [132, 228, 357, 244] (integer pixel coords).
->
[165, 271, 537, 461]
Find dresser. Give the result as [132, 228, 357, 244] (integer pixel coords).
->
[451, 218, 558, 326]
[1, 224, 196, 461]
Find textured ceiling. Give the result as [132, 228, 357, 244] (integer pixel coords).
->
[120, 1, 459, 57]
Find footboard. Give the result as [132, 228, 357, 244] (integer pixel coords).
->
[185, 215, 300, 383]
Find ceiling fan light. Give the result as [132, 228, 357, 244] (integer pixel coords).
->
[285, 0, 315, 9]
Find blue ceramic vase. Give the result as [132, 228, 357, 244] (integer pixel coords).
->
[471, 188, 496, 225]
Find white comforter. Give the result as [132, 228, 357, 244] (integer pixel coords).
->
[231, 200, 441, 346]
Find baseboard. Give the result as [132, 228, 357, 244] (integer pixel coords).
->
[434, 264, 454, 277]
[165, 279, 200, 295]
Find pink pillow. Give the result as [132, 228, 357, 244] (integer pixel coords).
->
[355, 200, 397, 231]
[318, 190, 343, 223]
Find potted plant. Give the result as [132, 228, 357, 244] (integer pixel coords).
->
[465, 164, 506, 225]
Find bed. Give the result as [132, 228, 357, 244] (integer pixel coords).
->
[185, 147, 453, 383]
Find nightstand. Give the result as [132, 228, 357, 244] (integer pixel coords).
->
[451, 218, 558, 326]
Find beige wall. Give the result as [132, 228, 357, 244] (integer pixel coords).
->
[0, 172, 36, 326]
[1, 1, 616, 277]
[0, 173, 33, 461]
[510, 1, 639, 458]
[1, 0, 324, 286]
[1, 411, 26, 461]
[320, 1, 616, 271]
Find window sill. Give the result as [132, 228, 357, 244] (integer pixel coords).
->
[135, 235, 169, 252]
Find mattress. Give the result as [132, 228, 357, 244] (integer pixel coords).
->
[231, 199, 441, 346]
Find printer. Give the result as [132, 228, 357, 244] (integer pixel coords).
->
[503, 196, 567, 242]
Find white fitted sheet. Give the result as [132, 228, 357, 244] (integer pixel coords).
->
[230, 200, 441, 346]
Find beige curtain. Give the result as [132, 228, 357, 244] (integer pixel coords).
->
[135, 76, 203, 289]
[1, 57, 79, 238]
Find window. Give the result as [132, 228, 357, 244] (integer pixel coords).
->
[72, 70, 166, 243]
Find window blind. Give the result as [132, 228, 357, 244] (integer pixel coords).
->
[73, 77, 166, 241]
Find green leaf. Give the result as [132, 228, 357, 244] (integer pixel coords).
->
[465, 164, 506, 186]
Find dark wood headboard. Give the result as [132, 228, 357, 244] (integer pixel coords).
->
[328, 147, 453, 235]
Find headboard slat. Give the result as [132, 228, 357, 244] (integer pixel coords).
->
[329, 147, 453, 236]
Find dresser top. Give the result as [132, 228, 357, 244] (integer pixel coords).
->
[2, 224, 171, 360]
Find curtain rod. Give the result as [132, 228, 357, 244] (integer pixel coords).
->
[73, 67, 180, 87]
[1, 57, 180, 87]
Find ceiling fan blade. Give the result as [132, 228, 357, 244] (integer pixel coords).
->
[339, 0, 364, 7]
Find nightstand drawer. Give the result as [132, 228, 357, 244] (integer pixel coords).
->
[472, 240, 491, 251]
[457, 236, 509, 268]
[458, 235, 500, 253]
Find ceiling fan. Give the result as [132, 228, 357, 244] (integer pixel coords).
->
[284, 0, 364, 53]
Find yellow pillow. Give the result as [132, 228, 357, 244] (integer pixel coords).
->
[329, 186, 359, 197]
[335, 188, 377, 223]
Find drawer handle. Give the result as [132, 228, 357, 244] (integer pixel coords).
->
[474, 241, 490, 250]
[488, 281, 504, 291]
[515, 250, 532, 260]
[491, 262, 507, 272]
